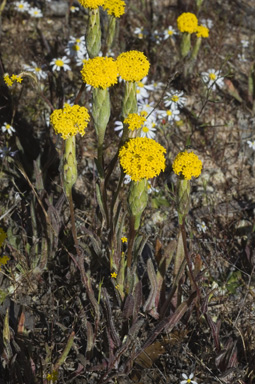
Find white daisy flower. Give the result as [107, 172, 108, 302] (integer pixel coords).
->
[70, 5, 79, 13]
[238, 53, 247, 62]
[114, 120, 124, 137]
[200, 18, 213, 29]
[241, 39, 249, 48]
[123, 174, 132, 184]
[65, 36, 88, 59]
[134, 27, 145, 39]
[23, 61, 47, 80]
[180, 373, 197, 384]
[1, 123, 16, 136]
[163, 26, 177, 40]
[138, 100, 157, 121]
[164, 89, 186, 109]
[136, 77, 154, 102]
[152, 29, 162, 45]
[148, 181, 159, 194]
[28, 7, 43, 17]
[157, 108, 180, 123]
[151, 81, 164, 91]
[0, 147, 17, 158]
[201, 69, 224, 90]
[197, 221, 207, 233]
[247, 140, 255, 150]
[14, 1, 30, 12]
[140, 118, 156, 139]
[50, 56, 71, 72]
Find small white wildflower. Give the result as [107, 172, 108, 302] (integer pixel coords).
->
[136, 77, 154, 101]
[247, 140, 255, 150]
[201, 69, 224, 90]
[138, 100, 157, 121]
[164, 89, 186, 109]
[140, 118, 156, 139]
[134, 27, 145, 39]
[123, 175, 132, 184]
[197, 221, 207, 233]
[163, 26, 177, 40]
[70, 5, 79, 13]
[152, 29, 162, 45]
[151, 81, 164, 91]
[148, 181, 159, 194]
[157, 107, 180, 123]
[200, 18, 213, 29]
[28, 7, 43, 17]
[23, 61, 47, 80]
[65, 36, 88, 60]
[50, 56, 71, 72]
[238, 53, 247, 62]
[114, 120, 124, 137]
[241, 39, 249, 48]
[1, 123, 16, 136]
[180, 373, 197, 384]
[14, 0, 30, 12]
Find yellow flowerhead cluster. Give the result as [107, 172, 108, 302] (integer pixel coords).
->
[119, 137, 166, 182]
[81, 57, 118, 89]
[123, 113, 146, 131]
[4, 74, 23, 87]
[50, 104, 90, 140]
[196, 25, 209, 38]
[172, 151, 202, 180]
[103, 0, 125, 17]
[0, 255, 10, 270]
[177, 12, 198, 34]
[116, 51, 150, 82]
[78, 0, 104, 9]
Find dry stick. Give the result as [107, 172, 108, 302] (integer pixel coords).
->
[180, 222, 201, 301]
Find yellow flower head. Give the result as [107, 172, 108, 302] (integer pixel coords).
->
[50, 104, 90, 140]
[116, 51, 150, 82]
[81, 57, 118, 89]
[172, 151, 202, 180]
[123, 113, 146, 131]
[196, 25, 209, 38]
[4, 74, 23, 87]
[78, 0, 104, 9]
[121, 236, 128, 243]
[103, 0, 125, 17]
[0, 228, 7, 248]
[119, 137, 166, 182]
[111, 272, 117, 278]
[177, 12, 198, 34]
[0, 255, 10, 269]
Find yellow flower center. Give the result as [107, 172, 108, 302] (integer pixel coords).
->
[168, 30, 174, 36]
[209, 73, 216, 81]
[35, 67, 40, 72]
[137, 81, 144, 88]
[55, 59, 64, 67]
[72, 44, 80, 51]
[172, 95, 179, 102]
[6, 124, 11, 130]
[18, 4, 24, 8]
[142, 127, 149, 133]
[166, 110, 172, 116]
